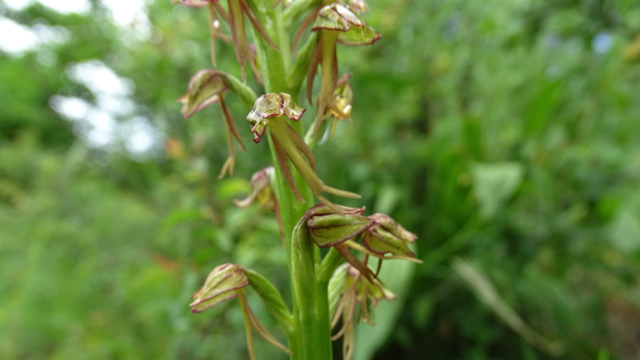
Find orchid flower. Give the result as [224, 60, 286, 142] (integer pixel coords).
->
[190, 264, 290, 360]
[329, 263, 395, 360]
[306, 4, 380, 137]
[234, 167, 286, 246]
[247, 93, 360, 213]
[179, 69, 246, 178]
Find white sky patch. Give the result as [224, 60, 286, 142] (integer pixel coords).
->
[4, 0, 158, 156]
[68, 60, 133, 96]
[0, 17, 39, 54]
[124, 116, 160, 154]
[85, 110, 118, 148]
[0, 17, 69, 56]
[4, 0, 90, 13]
[593, 32, 613, 54]
[101, 0, 147, 27]
[4, 0, 149, 34]
[50, 96, 92, 121]
[53, 61, 161, 155]
[3, 0, 31, 11]
[38, 0, 90, 14]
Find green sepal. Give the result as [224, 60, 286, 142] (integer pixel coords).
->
[312, 4, 363, 31]
[178, 69, 226, 118]
[190, 263, 249, 313]
[305, 204, 372, 247]
[362, 214, 417, 258]
[337, 25, 381, 46]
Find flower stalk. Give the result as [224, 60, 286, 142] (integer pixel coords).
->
[174, 2, 418, 360]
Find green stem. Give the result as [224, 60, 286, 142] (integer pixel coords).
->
[290, 218, 332, 360]
[250, 3, 333, 360]
[317, 246, 344, 284]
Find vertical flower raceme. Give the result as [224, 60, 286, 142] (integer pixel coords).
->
[190, 264, 290, 360]
[179, 69, 246, 178]
[247, 93, 360, 213]
[306, 4, 380, 137]
[330, 263, 395, 360]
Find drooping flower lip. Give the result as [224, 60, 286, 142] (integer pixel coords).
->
[310, 4, 381, 46]
[247, 93, 306, 121]
[246, 93, 306, 143]
[233, 167, 273, 208]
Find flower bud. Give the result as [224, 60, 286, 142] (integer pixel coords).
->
[178, 69, 226, 118]
[190, 264, 291, 359]
[305, 204, 371, 247]
[362, 214, 417, 258]
[233, 167, 275, 209]
[234, 167, 285, 245]
[179, 70, 248, 178]
[190, 263, 249, 313]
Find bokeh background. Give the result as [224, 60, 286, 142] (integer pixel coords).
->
[2, 0, 640, 359]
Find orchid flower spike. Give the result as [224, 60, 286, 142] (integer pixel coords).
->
[306, 3, 380, 137]
[178, 69, 246, 178]
[247, 93, 360, 213]
[190, 264, 290, 360]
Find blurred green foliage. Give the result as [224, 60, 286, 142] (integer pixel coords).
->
[2, 0, 640, 359]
